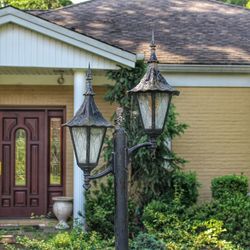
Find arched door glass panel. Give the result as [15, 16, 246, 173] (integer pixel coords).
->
[15, 129, 27, 186]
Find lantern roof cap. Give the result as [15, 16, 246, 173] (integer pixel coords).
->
[64, 65, 113, 128]
[129, 33, 180, 95]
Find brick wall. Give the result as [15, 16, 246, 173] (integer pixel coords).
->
[1, 85, 249, 201]
[173, 87, 250, 201]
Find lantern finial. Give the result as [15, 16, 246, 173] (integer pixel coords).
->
[85, 63, 95, 96]
[148, 29, 159, 64]
[86, 63, 92, 81]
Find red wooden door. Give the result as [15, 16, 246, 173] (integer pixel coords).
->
[0, 110, 46, 217]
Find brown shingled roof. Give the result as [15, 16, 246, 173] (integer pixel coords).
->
[34, 0, 250, 65]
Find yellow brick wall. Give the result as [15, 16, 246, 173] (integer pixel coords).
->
[0, 85, 114, 197]
[1, 85, 250, 202]
[173, 87, 250, 201]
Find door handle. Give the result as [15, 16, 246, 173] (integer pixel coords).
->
[0, 161, 2, 176]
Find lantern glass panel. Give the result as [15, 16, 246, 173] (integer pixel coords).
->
[155, 92, 170, 130]
[72, 127, 87, 164]
[138, 92, 152, 129]
[89, 127, 105, 164]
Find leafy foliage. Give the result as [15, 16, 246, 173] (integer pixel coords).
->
[5, 229, 113, 250]
[105, 61, 188, 206]
[142, 200, 242, 250]
[85, 176, 139, 239]
[211, 174, 248, 199]
[1, 0, 72, 9]
[130, 233, 165, 250]
[187, 193, 250, 248]
[85, 177, 114, 239]
[165, 170, 200, 207]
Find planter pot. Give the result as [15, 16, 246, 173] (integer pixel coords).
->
[52, 196, 73, 230]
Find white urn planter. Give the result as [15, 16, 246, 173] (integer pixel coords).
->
[52, 196, 73, 230]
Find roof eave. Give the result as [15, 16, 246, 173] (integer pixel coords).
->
[0, 6, 136, 68]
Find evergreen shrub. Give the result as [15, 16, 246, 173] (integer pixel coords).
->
[166, 171, 200, 207]
[211, 174, 248, 199]
[187, 193, 250, 248]
[130, 233, 165, 250]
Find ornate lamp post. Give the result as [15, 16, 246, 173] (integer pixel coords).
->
[64, 37, 179, 250]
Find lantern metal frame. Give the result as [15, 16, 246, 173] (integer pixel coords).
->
[63, 65, 113, 189]
[65, 35, 180, 250]
[128, 37, 179, 139]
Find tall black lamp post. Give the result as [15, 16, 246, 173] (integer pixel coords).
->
[64, 38, 179, 250]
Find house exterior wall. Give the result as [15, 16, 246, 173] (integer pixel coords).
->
[1, 76, 250, 202]
[173, 87, 250, 201]
[0, 85, 114, 197]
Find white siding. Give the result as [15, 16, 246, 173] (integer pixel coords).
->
[0, 23, 118, 69]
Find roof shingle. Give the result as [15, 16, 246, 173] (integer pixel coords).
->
[35, 0, 250, 65]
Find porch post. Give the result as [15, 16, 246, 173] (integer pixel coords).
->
[73, 69, 86, 227]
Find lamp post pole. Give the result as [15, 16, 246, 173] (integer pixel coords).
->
[112, 107, 155, 250]
[64, 35, 180, 250]
[114, 122, 129, 250]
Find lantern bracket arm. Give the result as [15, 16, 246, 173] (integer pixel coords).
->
[89, 165, 113, 180]
[89, 152, 114, 180]
[128, 141, 156, 156]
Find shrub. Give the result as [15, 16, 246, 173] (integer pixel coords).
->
[142, 200, 242, 250]
[211, 174, 248, 199]
[85, 176, 139, 239]
[187, 193, 250, 248]
[130, 233, 165, 250]
[166, 171, 200, 207]
[85, 177, 114, 239]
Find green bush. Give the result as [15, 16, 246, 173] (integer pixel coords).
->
[130, 233, 165, 250]
[85, 176, 139, 239]
[142, 200, 242, 250]
[187, 193, 250, 248]
[211, 174, 248, 199]
[85, 177, 114, 239]
[166, 171, 200, 207]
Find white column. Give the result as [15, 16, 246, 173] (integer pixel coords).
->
[73, 70, 86, 226]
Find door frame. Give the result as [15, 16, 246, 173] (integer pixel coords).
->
[0, 106, 66, 217]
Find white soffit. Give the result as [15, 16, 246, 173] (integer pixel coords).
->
[163, 73, 250, 88]
[0, 6, 136, 68]
[160, 64, 250, 87]
[159, 64, 250, 74]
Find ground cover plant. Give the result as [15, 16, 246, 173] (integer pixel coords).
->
[4, 229, 114, 250]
